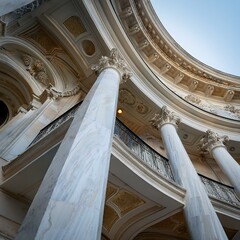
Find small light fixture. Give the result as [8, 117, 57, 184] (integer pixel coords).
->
[117, 108, 123, 114]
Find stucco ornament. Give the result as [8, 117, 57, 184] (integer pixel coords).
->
[22, 54, 49, 86]
[150, 106, 181, 129]
[91, 48, 132, 83]
[224, 104, 240, 119]
[199, 130, 229, 153]
[119, 89, 135, 105]
[185, 94, 201, 105]
[48, 84, 81, 99]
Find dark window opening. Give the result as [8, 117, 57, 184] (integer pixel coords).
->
[0, 100, 9, 127]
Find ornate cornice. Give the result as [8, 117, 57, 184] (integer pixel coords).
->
[150, 106, 181, 130]
[115, 0, 240, 102]
[199, 130, 229, 153]
[91, 48, 132, 83]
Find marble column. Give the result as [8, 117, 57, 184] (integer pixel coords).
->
[16, 49, 131, 240]
[199, 130, 240, 197]
[150, 106, 227, 240]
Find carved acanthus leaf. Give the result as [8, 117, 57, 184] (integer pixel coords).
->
[150, 106, 181, 130]
[91, 48, 132, 83]
[199, 130, 229, 153]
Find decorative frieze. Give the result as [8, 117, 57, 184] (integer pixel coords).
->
[91, 48, 132, 83]
[183, 93, 240, 119]
[150, 106, 181, 129]
[224, 104, 240, 119]
[119, 0, 240, 102]
[225, 104, 240, 115]
[185, 94, 201, 105]
[133, 0, 233, 87]
[199, 130, 229, 153]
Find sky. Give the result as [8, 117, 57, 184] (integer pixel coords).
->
[151, 0, 240, 76]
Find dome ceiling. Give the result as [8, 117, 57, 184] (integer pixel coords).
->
[114, 0, 240, 122]
[151, 0, 240, 77]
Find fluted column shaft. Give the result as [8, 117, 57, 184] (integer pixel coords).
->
[151, 106, 227, 240]
[200, 130, 240, 197]
[16, 49, 131, 240]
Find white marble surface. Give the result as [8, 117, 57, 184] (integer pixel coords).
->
[0, 99, 54, 161]
[16, 68, 120, 240]
[212, 146, 240, 197]
[0, 0, 35, 16]
[161, 124, 228, 240]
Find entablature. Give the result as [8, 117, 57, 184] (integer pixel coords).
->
[115, 0, 240, 105]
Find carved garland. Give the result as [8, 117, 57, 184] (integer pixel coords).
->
[48, 84, 81, 99]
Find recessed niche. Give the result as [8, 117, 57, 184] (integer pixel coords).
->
[0, 100, 9, 127]
[82, 39, 95, 56]
[63, 16, 86, 37]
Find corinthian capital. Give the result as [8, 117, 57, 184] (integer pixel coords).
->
[91, 48, 132, 83]
[199, 130, 229, 153]
[150, 106, 181, 130]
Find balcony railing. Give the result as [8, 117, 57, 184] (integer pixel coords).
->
[114, 119, 174, 182]
[30, 103, 79, 146]
[115, 119, 240, 206]
[199, 174, 240, 206]
[30, 103, 240, 206]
